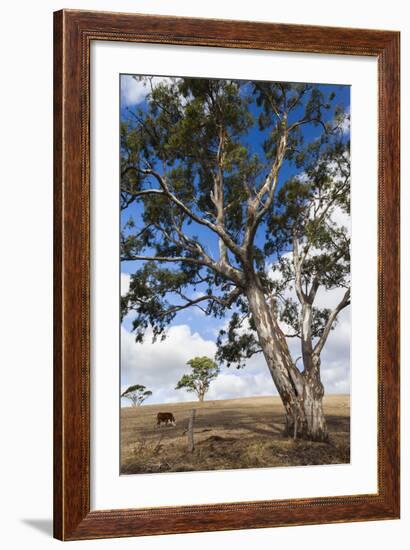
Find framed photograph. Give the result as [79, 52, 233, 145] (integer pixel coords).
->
[54, 9, 400, 540]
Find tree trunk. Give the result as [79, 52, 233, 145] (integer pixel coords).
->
[283, 376, 328, 442]
[246, 282, 328, 442]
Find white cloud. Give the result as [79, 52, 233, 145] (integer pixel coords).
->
[121, 305, 349, 404]
[121, 324, 216, 404]
[120, 75, 149, 106]
[121, 323, 282, 404]
[121, 272, 130, 296]
[341, 106, 351, 135]
[120, 76, 180, 107]
[282, 309, 350, 395]
[318, 308, 350, 393]
[267, 248, 350, 395]
[285, 281, 351, 394]
[121, 257, 350, 403]
[331, 204, 350, 231]
[341, 117, 350, 135]
[206, 370, 276, 401]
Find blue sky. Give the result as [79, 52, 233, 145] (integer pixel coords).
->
[120, 75, 351, 405]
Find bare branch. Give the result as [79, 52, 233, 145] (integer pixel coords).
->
[212, 127, 230, 268]
[242, 132, 288, 259]
[292, 232, 308, 305]
[153, 222, 215, 268]
[307, 276, 320, 304]
[253, 82, 281, 120]
[313, 288, 351, 358]
[157, 287, 241, 319]
[139, 167, 244, 263]
[121, 254, 205, 265]
[122, 187, 165, 198]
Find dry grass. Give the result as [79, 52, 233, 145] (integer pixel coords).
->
[120, 394, 350, 475]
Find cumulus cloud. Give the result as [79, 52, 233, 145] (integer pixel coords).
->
[341, 117, 350, 135]
[121, 323, 282, 404]
[121, 272, 130, 296]
[319, 306, 350, 393]
[120, 75, 149, 106]
[341, 106, 351, 135]
[206, 370, 276, 401]
[121, 324, 215, 404]
[331, 204, 350, 231]
[120, 75, 181, 107]
[292, 166, 350, 233]
[267, 251, 350, 395]
[121, 309, 349, 406]
[121, 250, 350, 403]
[288, 284, 350, 394]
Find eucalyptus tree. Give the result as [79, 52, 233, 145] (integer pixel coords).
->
[175, 356, 220, 402]
[120, 76, 350, 441]
[121, 384, 152, 407]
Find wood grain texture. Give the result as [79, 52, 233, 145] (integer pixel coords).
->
[53, 9, 400, 541]
[53, 10, 63, 540]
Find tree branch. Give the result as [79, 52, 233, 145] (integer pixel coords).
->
[139, 167, 244, 264]
[121, 254, 206, 265]
[313, 288, 351, 358]
[157, 287, 241, 319]
[292, 232, 308, 305]
[211, 127, 230, 269]
[242, 132, 287, 261]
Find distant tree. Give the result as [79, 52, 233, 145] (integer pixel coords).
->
[175, 356, 219, 402]
[121, 384, 152, 407]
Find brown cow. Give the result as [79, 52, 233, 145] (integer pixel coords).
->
[157, 412, 176, 427]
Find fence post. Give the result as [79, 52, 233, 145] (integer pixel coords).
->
[187, 409, 196, 452]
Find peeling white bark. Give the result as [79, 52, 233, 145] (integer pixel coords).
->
[246, 280, 328, 442]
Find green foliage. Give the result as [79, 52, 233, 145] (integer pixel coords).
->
[216, 311, 261, 368]
[121, 384, 153, 407]
[175, 356, 220, 400]
[120, 76, 350, 372]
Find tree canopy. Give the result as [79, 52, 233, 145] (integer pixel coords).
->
[120, 76, 350, 440]
[175, 356, 220, 401]
[121, 77, 349, 362]
[121, 384, 153, 407]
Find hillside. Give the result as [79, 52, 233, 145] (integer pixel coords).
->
[121, 394, 350, 474]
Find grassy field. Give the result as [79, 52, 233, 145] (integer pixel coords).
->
[120, 394, 350, 475]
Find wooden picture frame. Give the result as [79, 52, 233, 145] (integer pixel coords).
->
[53, 9, 400, 541]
